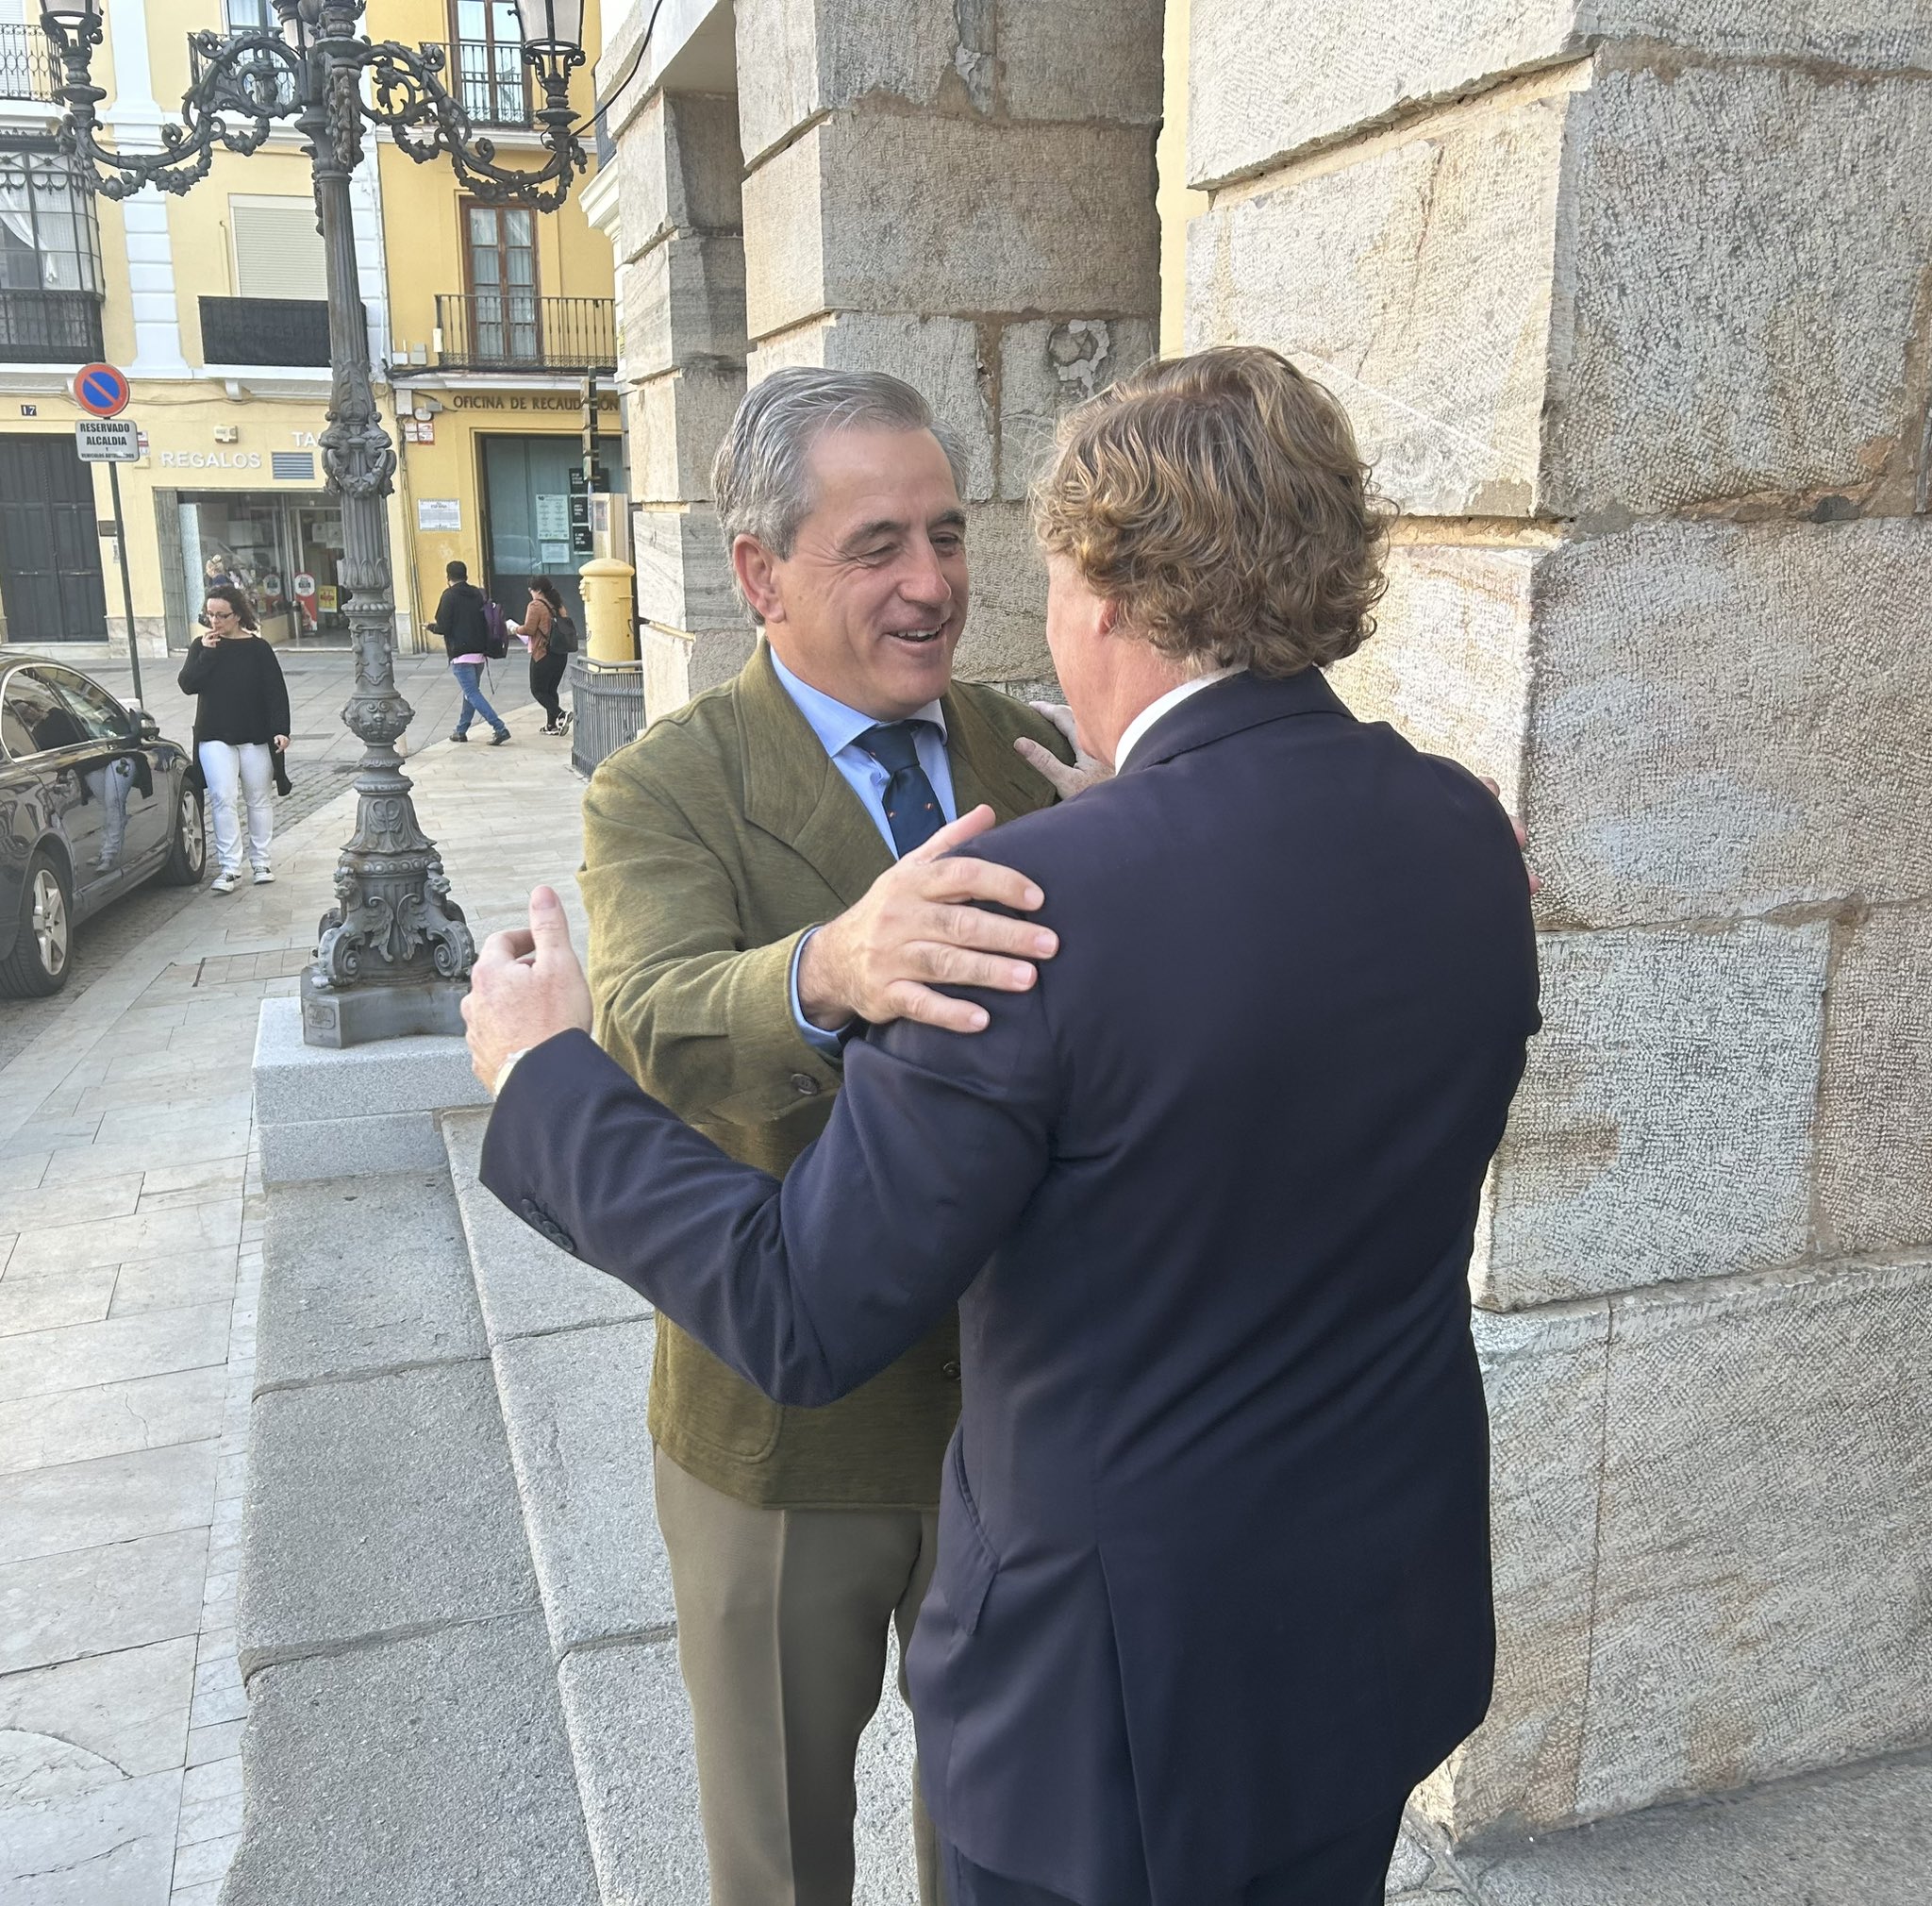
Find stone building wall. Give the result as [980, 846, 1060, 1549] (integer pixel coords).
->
[1186, 0, 1932, 1847]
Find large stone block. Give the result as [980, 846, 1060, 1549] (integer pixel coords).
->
[1187, 1, 1931, 190]
[749, 311, 996, 501]
[627, 359, 747, 504]
[615, 89, 743, 267]
[1482, 923, 1828, 1309]
[996, 0, 1164, 125]
[997, 316, 1159, 501]
[619, 232, 748, 384]
[631, 503, 740, 630]
[491, 1317, 671, 1656]
[736, 0, 963, 165]
[557, 1641, 708, 1905]
[1419, 1302, 1609, 1843]
[239, 1362, 536, 1674]
[1815, 905, 1932, 1256]
[225, 1612, 599, 1906]
[1186, 88, 1571, 517]
[1329, 541, 1540, 808]
[1579, 1257, 1932, 1818]
[954, 501, 1050, 685]
[690, 626, 758, 693]
[744, 115, 1158, 341]
[1524, 517, 1932, 928]
[1541, 59, 1932, 518]
[257, 1170, 484, 1390]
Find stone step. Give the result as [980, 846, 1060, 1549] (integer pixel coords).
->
[440, 1107, 924, 1904]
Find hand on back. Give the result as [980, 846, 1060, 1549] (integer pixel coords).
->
[796, 805, 1058, 1035]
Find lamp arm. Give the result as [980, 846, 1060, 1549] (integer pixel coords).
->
[343, 38, 586, 209]
[42, 20, 308, 199]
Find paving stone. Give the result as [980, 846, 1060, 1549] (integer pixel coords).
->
[5, 1202, 242, 1279]
[250, 998, 487, 1125]
[225, 1613, 599, 1906]
[0, 1173, 142, 1237]
[0, 1764, 180, 1906]
[442, 1111, 647, 1342]
[492, 1317, 670, 1654]
[107, 1250, 236, 1320]
[0, 1529, 207, 1675]
[556, 1639, 708, 1905]
[0, 1442, 217, 1566]
[255, 1170, 484, 1391]
[0, 1269, 116, 1338]
[1462, 1741, 1932, 1906]
[0, 1361, 225, 1477]
[238, 1361, 536, 1674]
[0, 1638, 195, 1802]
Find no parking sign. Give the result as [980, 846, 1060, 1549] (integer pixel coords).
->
[73, 362, 131, 418]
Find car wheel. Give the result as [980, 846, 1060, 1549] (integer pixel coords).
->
[0, 851, 74, 998]
[158, 784, 207, 887]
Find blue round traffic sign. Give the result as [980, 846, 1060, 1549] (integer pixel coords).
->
[74, 362, 130, 418]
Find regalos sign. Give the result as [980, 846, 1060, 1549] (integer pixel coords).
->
[158, 450, 265, 469]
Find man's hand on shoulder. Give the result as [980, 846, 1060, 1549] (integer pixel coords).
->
[1014, 701, 1113, 800]
[797, 805, 1058, 1036]
[462, 884, 595, 1090]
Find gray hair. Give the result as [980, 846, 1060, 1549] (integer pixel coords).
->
[711, 368, 966, 622]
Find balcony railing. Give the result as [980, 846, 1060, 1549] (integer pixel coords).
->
[434, 293, 616, 374]
[200, 295, 337, 368]
[0, 288, 104, 364]
[0, 21, 58, 102]
[440, 40, 532, 127]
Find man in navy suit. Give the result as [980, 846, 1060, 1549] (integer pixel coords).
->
[463, 347, 1541, 1906]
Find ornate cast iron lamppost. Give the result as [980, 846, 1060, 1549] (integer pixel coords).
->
[40, 0, 589, 1045]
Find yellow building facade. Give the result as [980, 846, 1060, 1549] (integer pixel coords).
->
[0, 0, 614, 663]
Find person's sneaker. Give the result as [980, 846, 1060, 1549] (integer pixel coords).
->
[491, 729, 511, 745]
[449, 730, 469, 743]
[209, 872, 240, 895]
[253, 867, 275, 885]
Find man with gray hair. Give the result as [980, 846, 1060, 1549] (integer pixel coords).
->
[576, 368, 1074, 1902]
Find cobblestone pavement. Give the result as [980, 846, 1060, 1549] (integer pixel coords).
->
[0, 651, 582, 1906]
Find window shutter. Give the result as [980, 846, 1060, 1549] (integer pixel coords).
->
[229, 197, 327, 300]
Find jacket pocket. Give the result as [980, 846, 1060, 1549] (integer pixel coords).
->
[938, 1433, 1000, 1636]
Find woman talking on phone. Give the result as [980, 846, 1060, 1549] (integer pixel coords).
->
[177, 584, 291, 895]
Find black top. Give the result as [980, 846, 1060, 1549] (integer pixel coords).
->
[428, 582, 491, 661]
[176, 635, 291, 748]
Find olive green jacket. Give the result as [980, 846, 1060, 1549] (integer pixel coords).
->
[581, 642, 1071, 1508]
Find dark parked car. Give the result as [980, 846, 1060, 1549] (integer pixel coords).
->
[0, 654, 204, 997]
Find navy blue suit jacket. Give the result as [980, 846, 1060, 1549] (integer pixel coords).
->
[482, 668, 1541, 1905]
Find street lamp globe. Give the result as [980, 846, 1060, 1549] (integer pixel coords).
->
[513, 0, 588, 90]
[39, 0, 99, 27]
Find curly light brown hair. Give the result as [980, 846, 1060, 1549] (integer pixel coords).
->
[1031, 346, 1391, 676]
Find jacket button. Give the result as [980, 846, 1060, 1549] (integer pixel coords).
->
[789, 1072, 821, 1097]
[941, 1360, 960, 1381]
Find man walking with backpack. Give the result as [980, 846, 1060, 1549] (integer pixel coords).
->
[427, 559, 512, 745]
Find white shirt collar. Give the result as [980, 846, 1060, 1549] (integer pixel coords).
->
[1113, 666, 1245, 771]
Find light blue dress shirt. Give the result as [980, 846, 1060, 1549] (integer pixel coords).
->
[770, 648, 958, 1054]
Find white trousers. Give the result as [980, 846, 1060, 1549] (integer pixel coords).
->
[198, 740, 275, 875]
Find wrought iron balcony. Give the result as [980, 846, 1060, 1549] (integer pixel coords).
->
[0, 287, 104, 363]
[0, 21, 58, 101]
[200, 295, 337, 368]
[433, 293, 615, 373]
[440, 40, 533, 128]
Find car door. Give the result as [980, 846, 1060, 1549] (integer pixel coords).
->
[0, 675, 44, 960]
[0, 668, 107, 911]
[38, 664, 168, 885]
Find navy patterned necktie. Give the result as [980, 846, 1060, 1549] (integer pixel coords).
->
[857, 721, 945, 858]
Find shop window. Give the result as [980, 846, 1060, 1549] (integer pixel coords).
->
[180, 491, 351, 648]
[229, 194, 326, 301]
[464, 202, 539, 362]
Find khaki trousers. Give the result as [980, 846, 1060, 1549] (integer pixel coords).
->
[654, 1447, 943, 1906]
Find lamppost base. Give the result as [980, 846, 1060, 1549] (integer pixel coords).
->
[300, 969, 469, 1048]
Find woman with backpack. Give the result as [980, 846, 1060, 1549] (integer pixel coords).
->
[426, 558, 510, 745]
[513, 576, 575, 736]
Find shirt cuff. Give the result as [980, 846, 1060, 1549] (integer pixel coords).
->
[789, 928, 851, 1058]
[491, 1047, 530, 1099]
